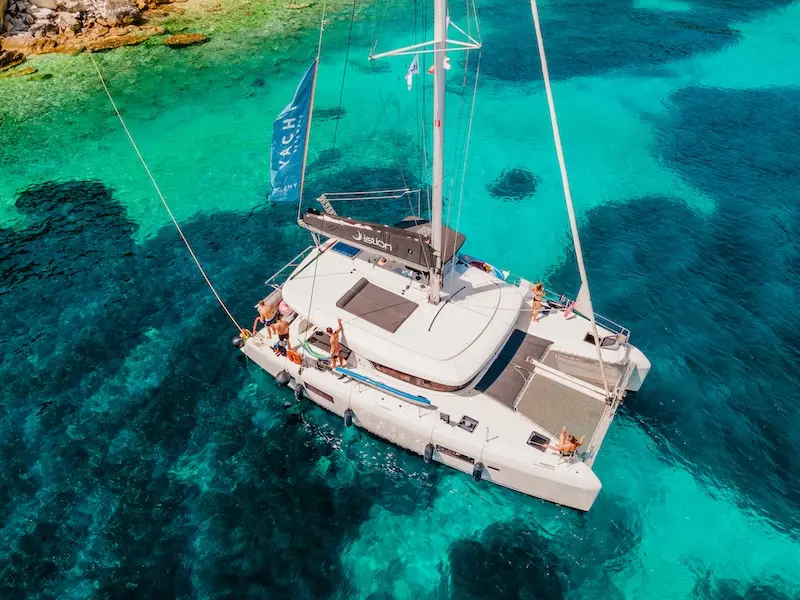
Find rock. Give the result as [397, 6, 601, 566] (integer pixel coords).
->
[162, 32, 208, 48]
[98, 0, 140, 25]
[0, 65, 37, 77]
[56, 10, 80, 31]
[86, 33, 145, 50]
[30, 6, 53, 16]
[0, 34, 32, 51]
[486, 167, 540, 201]
[29, 0, 56, 8]
[0, 49, 26, 70]
[29, 37, 57, 52]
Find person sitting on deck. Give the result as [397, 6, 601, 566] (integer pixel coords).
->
[546, 426, 584, 455]
[253, 300, 279, 338]
[326, 319, 344, 368]
[531, 281, 545, 322]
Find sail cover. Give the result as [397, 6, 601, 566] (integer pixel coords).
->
[300, 210, 466, 272]
[269, 60, 317, 203]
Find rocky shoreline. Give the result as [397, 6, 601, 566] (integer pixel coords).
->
[0, 0, 207, 71]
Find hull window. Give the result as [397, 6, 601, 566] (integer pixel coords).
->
[435, 445, 475, 464]
[372, 361, 465, 393]
[305, 383, 334, 402]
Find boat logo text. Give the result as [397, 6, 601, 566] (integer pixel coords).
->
[353, 231, 393, 251]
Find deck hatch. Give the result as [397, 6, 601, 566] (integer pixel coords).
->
[458, 415, 478, 433]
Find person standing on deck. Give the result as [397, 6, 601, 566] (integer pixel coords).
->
[274, 319, 290, 345]
[531, 282, 545, 322]
[327, 319, 344, 368]
[253, 300, 278, 337]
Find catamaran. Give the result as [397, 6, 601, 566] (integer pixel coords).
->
[237, 0, 651, 511]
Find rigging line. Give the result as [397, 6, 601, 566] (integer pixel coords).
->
[470, 0, 481, 44]
[413, 0, 424, 213]
[297, 0, 329, 221]
[370, 70, 409, 189]
[448, 52, 480, 289]
[442, 46, 472, 265]
[368, 70, 431, 270]
[370, 0, 380, 56]
[87, 50, 244, 333]
[325, 0, 358, 188]
[303, 0, 354, 359]
[528, 0, 610, 396]
[420, 0, 431, 219]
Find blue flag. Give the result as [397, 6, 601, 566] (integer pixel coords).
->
[269, 60, 317, 203]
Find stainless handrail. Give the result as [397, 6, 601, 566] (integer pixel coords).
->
[264, 245, 316, 289]
[521, 279, 629, 338]
[455, 253, 631, 338]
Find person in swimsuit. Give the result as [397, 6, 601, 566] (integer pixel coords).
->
[531, 281, 545, 322]
[326, 319, 344, 368]
[253, 300, 278, 337]
[271, 319, 290, 356]
[274, 319, 290, 344]
[546, 426, 584, 455]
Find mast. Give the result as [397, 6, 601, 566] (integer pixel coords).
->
[368, 0, 479, 304]
[428, 0, 447, 304]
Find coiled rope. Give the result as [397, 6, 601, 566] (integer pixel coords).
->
[87, 50, 244, 333]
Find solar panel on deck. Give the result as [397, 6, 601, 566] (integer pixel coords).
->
[331, 242, 361, 258]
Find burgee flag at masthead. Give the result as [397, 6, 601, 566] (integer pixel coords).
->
[406, 54, 419, 91]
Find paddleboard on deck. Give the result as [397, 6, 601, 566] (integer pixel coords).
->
[335, 367, 434, 407]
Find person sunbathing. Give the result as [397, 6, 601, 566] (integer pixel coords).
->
[546, 426, 584, 455]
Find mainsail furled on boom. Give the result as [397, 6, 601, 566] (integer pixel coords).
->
[300, 210, 465, 273]
[269, 60, 318, 203]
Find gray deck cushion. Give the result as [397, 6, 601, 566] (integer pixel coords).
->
[476, 330, 552, 407]
[336, 278, 418, 333]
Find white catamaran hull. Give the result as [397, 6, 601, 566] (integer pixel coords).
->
[240, 264, 650, 514]
[243, 340, 604, 511]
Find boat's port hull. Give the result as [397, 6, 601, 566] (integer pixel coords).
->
[243, 342, 602, 511]
[626, 345, 651, 392]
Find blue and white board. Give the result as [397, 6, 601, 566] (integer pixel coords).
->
[335, 367, 432, 406]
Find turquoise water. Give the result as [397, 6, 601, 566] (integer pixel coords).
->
[2, 0, 799, 597]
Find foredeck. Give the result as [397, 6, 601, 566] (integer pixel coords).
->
[516, 373, 607, 441]
[476, 328, 609, 440]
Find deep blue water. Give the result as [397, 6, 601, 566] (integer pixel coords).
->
[1, 0, 799, 597]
